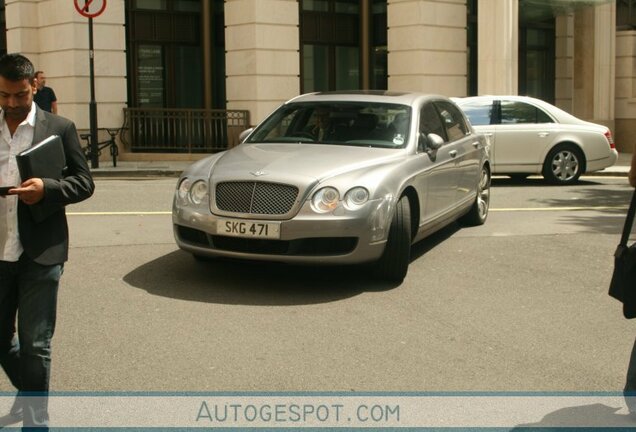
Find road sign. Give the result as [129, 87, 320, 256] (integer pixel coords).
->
[74, 0, 107, 19]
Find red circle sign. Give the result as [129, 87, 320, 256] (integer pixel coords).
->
[74, 0, 107, 18]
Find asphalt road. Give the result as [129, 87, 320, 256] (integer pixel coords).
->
[1, 175, 634, 393]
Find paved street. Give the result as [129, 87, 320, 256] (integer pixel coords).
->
[0, 175, 634, 393]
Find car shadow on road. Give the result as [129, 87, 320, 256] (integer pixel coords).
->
[123, 224, 461, 305]
[410, 222, 461, 262]
[123, 250, 393, 306]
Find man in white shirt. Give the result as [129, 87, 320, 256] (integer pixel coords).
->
[0, 53, 94, 430]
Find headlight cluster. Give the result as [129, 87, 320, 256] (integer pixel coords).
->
[311, 186, 369, 213]
[177, 178, 209, 205]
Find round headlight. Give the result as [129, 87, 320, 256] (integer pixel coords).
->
[312, 187, 340, 213]
[189, 180, 208, 205]
[344, 187, 369, 209]
[177, 178, 191, 202]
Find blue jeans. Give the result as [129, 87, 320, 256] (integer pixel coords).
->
[0, 254, 62, 429]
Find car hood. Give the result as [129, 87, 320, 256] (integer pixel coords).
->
[210, 143, 403, 185]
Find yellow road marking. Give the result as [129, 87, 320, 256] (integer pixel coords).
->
[491, 205, 628, 212]
[67, 206, 628, 217]
[67, 211, 172, 216]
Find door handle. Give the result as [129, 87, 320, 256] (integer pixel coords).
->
[483, 132, 494, 137]
[538, 132, 550, 138]
[472, 141, 480, 148]
[449, 150, 458, 158]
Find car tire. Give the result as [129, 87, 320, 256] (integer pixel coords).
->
[375, 196, 411, 283]
[460, 165, 490, 226]
[542, 144, 584, 185]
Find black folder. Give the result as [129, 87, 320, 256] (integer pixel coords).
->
[16, 134, 65, 181]
[16, 135, 66, 222]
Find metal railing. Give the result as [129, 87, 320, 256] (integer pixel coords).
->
[123, 108, 250, 153]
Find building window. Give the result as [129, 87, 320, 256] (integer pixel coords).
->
[126, 0, 204, 108]
[518, 4, 555, 104]
[300, 0, 361, 92]
[467, 0, 477, 96]
[617, 0, 636, 29]
[301, 0, 387, 92]
[519, 26, 555, 102]
[370, 0, 387, 90]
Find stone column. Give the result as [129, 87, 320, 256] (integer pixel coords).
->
[225, 0, 300, 125]
[572, 2, 615, 124]
[615, 30, 636, 152]
[387, 0, 467, 96]
[5, 0, 127, 130]
[477, 0, 518, 95]
[555, 14, 574, 112]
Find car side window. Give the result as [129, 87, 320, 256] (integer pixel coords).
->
[420, 103, 446, 141]
[459, 100, 494, 126]
[434, 101, 469, 142]
[500, 101, 553, 124]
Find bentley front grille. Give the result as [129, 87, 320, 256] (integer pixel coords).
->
[215, 181, 299, 215]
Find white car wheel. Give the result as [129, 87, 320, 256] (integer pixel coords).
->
[543, 144, 584, 185]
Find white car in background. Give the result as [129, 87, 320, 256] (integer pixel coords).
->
[455, 95, 618, 184]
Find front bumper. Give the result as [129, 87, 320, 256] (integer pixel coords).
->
[172, 199, 390, 265]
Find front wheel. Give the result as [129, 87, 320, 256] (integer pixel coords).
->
[460, 165, 490, 226]
[374, 196, 411, 283]
[543, 144, 584, 185]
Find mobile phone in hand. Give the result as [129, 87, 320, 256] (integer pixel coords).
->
[0, 186, 15, 196]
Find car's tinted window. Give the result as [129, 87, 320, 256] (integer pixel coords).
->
[459, 100, 494, 126]
[435, 101, 469, 142]
[420, 103, 446, 141]
[501, 101, 553, 124]
[246, 102, 412, 148]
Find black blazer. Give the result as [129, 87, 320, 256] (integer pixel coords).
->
[17, 106, 95, 265]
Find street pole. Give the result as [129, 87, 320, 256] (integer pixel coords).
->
[88, 8, 99, 168]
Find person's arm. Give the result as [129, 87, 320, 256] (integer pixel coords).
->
[11, 121, 94, 206]
[630, 150, 636, 188]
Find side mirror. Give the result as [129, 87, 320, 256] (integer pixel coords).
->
[426, 133, 444, 150]
[418, 132, 444, 152]
[239, 127, 254, 143]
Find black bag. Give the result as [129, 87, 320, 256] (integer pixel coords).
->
[609, 190, 636, 319]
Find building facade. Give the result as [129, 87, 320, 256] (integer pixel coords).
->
[3, 0, 636, 158]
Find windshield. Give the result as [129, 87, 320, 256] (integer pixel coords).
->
[246, 102, 412, 149]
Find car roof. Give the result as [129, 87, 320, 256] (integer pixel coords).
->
[287, 91, 450, 107]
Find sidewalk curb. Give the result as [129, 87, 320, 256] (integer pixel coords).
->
[589, 170, 628, 177]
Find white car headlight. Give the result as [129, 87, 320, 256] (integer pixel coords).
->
[189, 180, 208, 205]
[311, 187, 340, 213]
[343, 187, 369, 210]
[177, 178, 191, 203]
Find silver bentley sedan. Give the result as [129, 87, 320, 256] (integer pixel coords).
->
[173, 91, 491, 282]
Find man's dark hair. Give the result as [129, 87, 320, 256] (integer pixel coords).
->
[0, 53, 35, 81]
